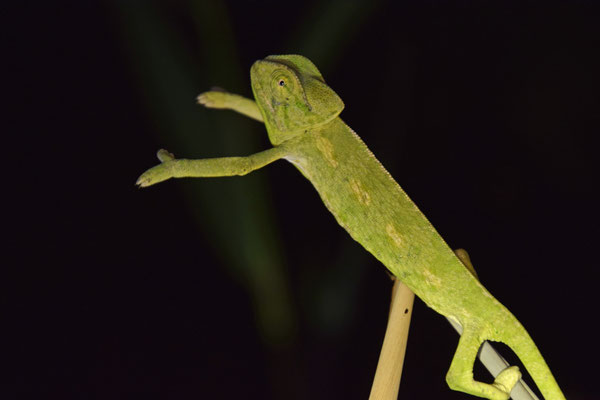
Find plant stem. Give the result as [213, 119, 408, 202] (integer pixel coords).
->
[369, 279, 415, 400]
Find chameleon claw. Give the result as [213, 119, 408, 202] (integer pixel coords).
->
[135, 173, 152, 188]
[492, 366, 521, 397]
[196, 92, 211, 106]
[157, 149, 175, 163]
[197, 92, 219, 107]
[197, 89, 228, 108]
[136, 151, 175, 188]
[136, 163, 173, 188]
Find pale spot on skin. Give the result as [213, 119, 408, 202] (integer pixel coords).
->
[349, 178, 371, 205]
[386, 223, 404, 247]
[316, 136, 338, 168]
[423, 268, 442, 288]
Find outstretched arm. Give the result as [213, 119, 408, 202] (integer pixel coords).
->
[136, 146, 288, 187]
[197, 90, 263, 122]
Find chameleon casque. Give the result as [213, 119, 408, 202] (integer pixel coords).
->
[137, 55, 565, 400]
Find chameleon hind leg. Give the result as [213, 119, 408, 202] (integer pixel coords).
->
[446, 329, 521, 400]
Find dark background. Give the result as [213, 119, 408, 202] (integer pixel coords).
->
[5, 1, 599, 399]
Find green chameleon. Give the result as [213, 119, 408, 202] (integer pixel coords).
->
[137, 55, 565, 400]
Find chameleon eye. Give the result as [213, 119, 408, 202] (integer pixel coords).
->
[270, 70, 296, 99]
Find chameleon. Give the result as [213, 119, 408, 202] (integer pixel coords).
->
[137, 55, 565, 400]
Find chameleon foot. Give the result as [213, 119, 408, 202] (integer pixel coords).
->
[196, 89, 228, 108]
[135, 149, 176, 188]
[492, 366, 521, 396]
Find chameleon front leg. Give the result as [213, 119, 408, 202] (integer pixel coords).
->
[136, 146, 288, 188]
[197, 90, 263, 122]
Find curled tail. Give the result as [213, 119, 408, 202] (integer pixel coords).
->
[504, 320, 565, 400]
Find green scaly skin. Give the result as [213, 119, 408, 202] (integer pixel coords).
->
[137, 55, 565, 400]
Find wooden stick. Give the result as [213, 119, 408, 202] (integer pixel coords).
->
[369, 279, 415, 400]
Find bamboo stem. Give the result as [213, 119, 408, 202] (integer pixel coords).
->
[369, 279, 415, 400]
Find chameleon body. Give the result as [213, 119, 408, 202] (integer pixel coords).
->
[137, 55, 565, 400]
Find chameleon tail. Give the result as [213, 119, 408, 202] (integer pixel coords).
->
[504, 321, 566, 400]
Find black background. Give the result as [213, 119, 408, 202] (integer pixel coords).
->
[6, 1, 599, 399]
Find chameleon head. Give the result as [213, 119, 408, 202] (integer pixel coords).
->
[251, 55, 344, 145]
